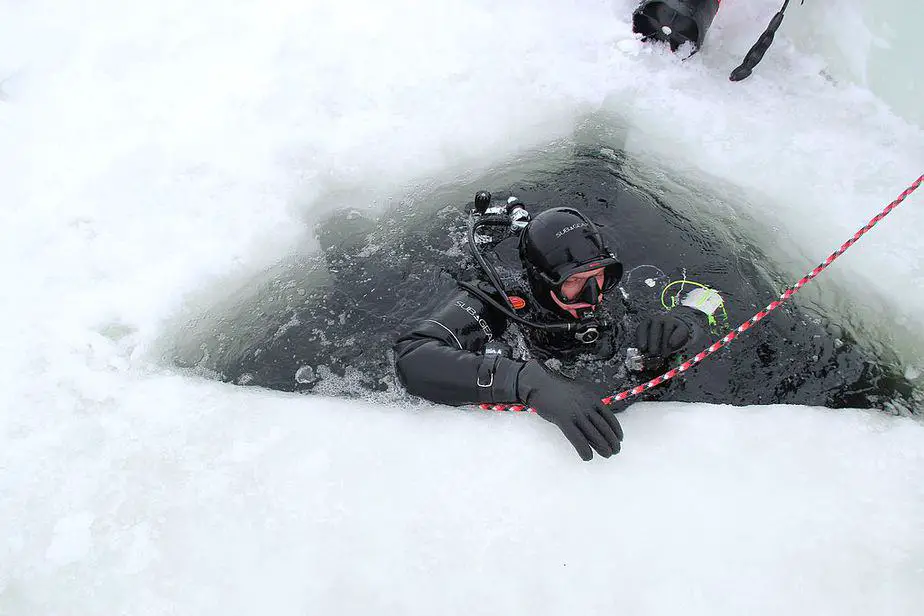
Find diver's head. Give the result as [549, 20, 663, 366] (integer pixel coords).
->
[518, 207, 623, 319]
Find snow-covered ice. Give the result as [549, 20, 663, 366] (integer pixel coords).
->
[1, 1, 922, 613]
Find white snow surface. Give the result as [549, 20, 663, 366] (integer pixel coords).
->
[1, 0, 923, 614]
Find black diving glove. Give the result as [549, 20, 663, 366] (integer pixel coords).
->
[516, 360, 623, 461]
[635, 314, 691, 368]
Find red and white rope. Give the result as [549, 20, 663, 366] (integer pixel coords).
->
[479, 174, 923, 412]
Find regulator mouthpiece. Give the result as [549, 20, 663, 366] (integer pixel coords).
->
[575, 313, 609, 344]
[575, 326, 601, 344]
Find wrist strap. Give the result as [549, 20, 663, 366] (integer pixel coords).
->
[477, 355, 500, 402]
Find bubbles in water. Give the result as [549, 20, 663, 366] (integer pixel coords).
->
[295, 365, 316, 384]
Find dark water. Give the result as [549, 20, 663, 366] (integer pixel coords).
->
[167, 147, 916, 411]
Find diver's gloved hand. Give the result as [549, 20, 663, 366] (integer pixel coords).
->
[516, 360, 623, 461]
[635, 314, 691, 363]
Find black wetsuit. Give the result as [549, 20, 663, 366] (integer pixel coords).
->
[393, 277, 712, 407]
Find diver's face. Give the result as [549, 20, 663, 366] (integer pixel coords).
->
[551, 267, 605, 319]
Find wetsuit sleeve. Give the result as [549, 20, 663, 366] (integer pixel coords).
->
[393, 290, 524, 406]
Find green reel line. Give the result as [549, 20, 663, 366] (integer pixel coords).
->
[660, 279, 729, 333]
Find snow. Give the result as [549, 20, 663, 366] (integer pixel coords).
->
[1, 0, 922, 614]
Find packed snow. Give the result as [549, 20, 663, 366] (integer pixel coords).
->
[1, 0, 922, 613]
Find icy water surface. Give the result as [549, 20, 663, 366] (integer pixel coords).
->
[168, 144, 917, 412]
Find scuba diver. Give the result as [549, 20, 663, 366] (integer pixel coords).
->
[394, 191, 722, 461]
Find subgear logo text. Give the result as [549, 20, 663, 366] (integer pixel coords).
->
[555, 222, 588, 238]
[455, 300, 493, 340]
